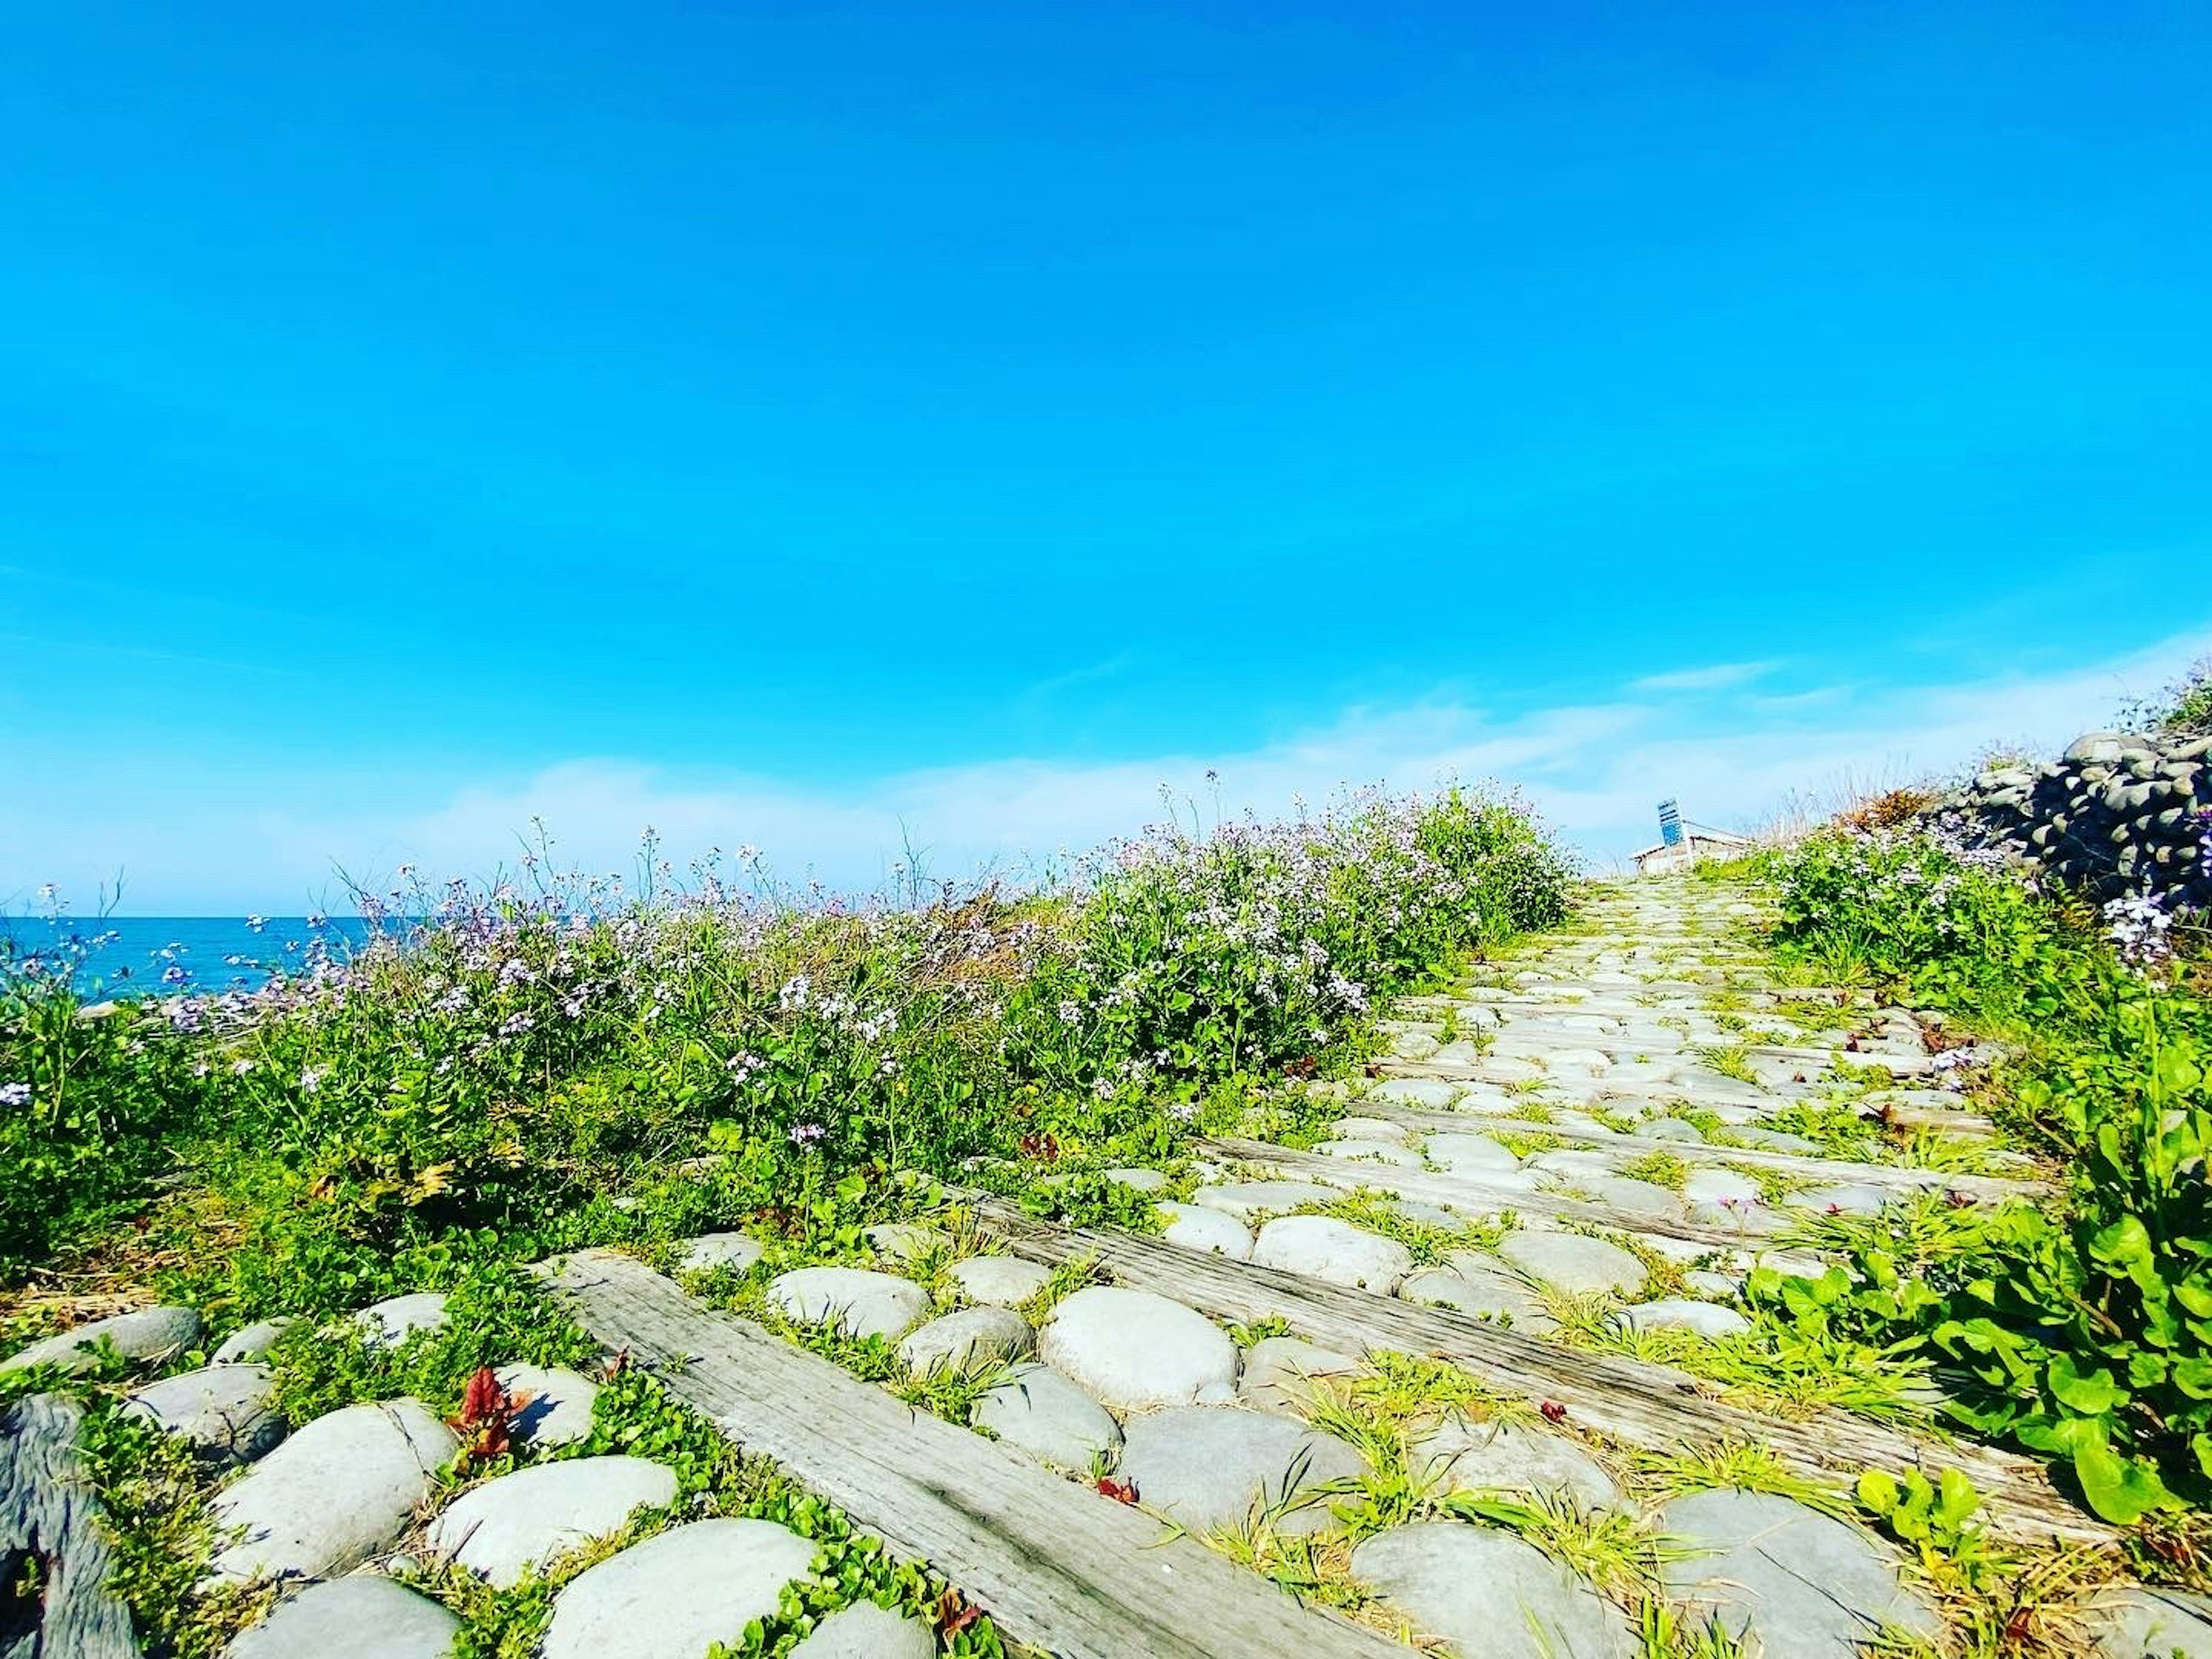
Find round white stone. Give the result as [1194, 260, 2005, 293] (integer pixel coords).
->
[1618, 1299, 1753, 1339]
[949, 1254, 1052, 1308]
[543, 1518, 819, 1659]
[1316, 1139, 1423, 1167]
[224, 1575, 460, 1659]
[1354, 1521, 1636, 1658]
[1250, 1216, 1413, 1293]
[678, 1232, 764, 1274]
[1398, 1257, 1558, 1334]
[1156, 1202, 1253, 1259]
[1104, 1167, 1168, 1192]
[123, 1364, 283, 1464]
[427, 1455, 677, 1586]
[1331, 1116, 1409, 1142]
[1682, 1168, 1764, 1207]
[767, 1267, 930, 1340]
[351, 1293, 449, 1350]
[972, 1362, 1124, 1471]
[1035, 1287, 1239, 1411]
[1187, 1180, 1338, 1220]
[3, 1305, 202, 1376]
[790, 1600, 935, 1658]
[498, 1363, 601, 1448]
[1238, 1337, 1362, 1415]
[1412, 1419, 1622, 1512]
[209, 1399, 459, 1584]
[1117, 1407, 1365, 1535]
[1498, 1232, 1647, 1298]
[1660, 1490, 1940, 1658]
[897, 1308, 1034, 1377]
[211, 1317, 297, 1365]
[1424, 1133, 1523, 1173]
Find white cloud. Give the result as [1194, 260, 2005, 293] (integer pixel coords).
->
[1628, 661, 1781, 694]
[10, 626, 2211, 912]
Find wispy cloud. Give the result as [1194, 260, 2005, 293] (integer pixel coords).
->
[10, 627, 2211, 912]
[1628, 660, 1781, 694]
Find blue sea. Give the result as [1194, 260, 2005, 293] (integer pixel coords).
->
[0, 916, 393, 997]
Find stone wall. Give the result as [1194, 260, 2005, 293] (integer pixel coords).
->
[1944, 730, 2212, 910]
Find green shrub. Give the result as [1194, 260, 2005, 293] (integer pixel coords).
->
[1760, 827, 2212, 1520]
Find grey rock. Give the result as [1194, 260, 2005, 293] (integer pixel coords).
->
[899, 1307, 1034, 1377]
[972, 1362, 1123, 1471]
[1681, 1168, 1764, 1207]
[767, 1267, 930, 1340]
[1332, 1116, 1410, 1142]
[1498, 1232, 1647, 1298]
[2090, 1586, 2212, 1658]
[1251, 1216, 1413, 1293]
[1684, 1269, 1744, 1298]
[1037, 1287, 1240, 1410]
[1368, 1078, 1465, 1108]
[3, 1305, 202, 1376]
[428, 1455, 677, 1586]
[1105, 1166, 1168, 1192]
[865, 1222, 936, 1263]
[678, 1231, 764, 1274]
[209, 1399, 459, 1584]
[1618, 1299, 1752, 1339]
[1660, 1489, 1940, 1657]
[123, 1364, 283, 1464]
[498, 1362, 601, 1449]
[1639, 1118, 1707, 1144]
[1157, 1201, 1255, 1259]
[949, 1253, 1053, 1307]
[1316, 1138, 1424, 1167]
[352, 1293, 449, 1350]
[543, 1517, 820, 1659]
[1188, 1180, 1339, 1220]
[1801, 1182, 1890, 1215]
[1400, 1256, 1559, 1333]
[1413, 1418, 1622, 1512]
[1424, 1132, 1524, 1173]
[1353, 1521, 1636, 1658]
[225, 1575, 460, 1659]
[1724, 1128, 1820, 1154]
[790, 1600, 935, 1658]
[1238, 1336, 1362, 1414]
[1117, 1407, 1365, 1535]
[1575, 1175, 1684, 1217]
[211, 1317, 297, 1366]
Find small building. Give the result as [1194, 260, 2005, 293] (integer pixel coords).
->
[1633, 827, 1752, 875]
[1632, 797, 1751, 874]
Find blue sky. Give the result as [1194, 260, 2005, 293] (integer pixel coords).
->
[4, 2, 2208, 912]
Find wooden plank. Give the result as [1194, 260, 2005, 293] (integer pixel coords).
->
[1376, 1067, 1999, 1134]
[964, 1200, 2111, 1548]
[1, 1395, 140, 1658]
[1198, 1137, 1812, 1257]
[532, 1250, 1403, 1659]
[1350, 1101, 2047, 1201]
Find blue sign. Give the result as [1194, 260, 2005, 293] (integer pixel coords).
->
[1658, 799, 1683, 847]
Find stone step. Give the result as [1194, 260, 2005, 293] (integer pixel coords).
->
[1351, 1101, 2045, 1202]
[961, 1200, 2109, 1547]
[532, 1251, 1405, 1659]
[1199, 1137, 1825, 1261]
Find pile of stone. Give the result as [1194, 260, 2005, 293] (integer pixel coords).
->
[1943, 730, 2212, 909]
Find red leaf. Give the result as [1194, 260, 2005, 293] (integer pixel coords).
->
[935, 1589, 983, 1636]
[1096, 1475, 1139, 1505]
[1539, 1400, 1568, 1425]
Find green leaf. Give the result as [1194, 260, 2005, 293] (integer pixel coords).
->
[1855, 1469, 1900, 1515]
[2071, 1435, 2175, 1525]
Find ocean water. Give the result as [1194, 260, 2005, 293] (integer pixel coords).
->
[0, 916, 391, 997]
